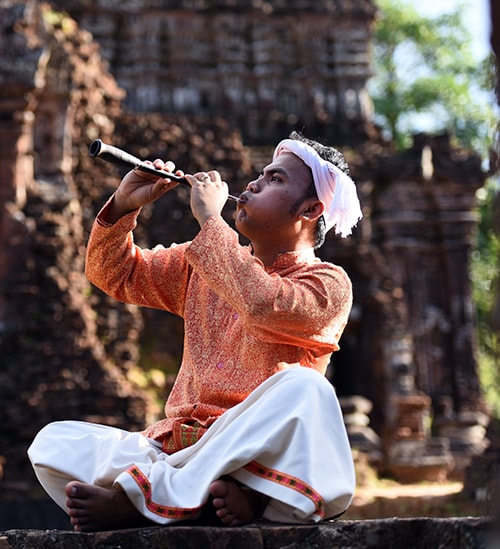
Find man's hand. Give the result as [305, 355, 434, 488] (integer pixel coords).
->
[105, 160, 181, 224]
[187, 171, 229, 227]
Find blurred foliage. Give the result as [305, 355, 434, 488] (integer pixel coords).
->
[372, 0, 500, 416]
[371, 0, 497, 156]
[471, 181, 500, 417]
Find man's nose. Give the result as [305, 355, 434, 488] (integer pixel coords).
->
[246, 180, 259, 193]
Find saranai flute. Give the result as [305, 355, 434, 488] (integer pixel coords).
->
[88, 139, 240, 202]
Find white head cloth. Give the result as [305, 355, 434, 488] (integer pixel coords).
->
[273, 139, 362, 237]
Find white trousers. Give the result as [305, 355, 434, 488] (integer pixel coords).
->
[28, 367, 355, 525]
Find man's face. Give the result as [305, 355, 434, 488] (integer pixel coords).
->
[235, 152, 313, 244]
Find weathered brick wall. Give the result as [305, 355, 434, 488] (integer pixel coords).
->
[50, 0, 377, 145]
[0, 1, 148, 491]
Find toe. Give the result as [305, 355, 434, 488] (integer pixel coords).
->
[221, 513, 235, 525]
[65, 482, 76, 497]
[68, 506, 86, 517]
[209, 479, 229, 499]
[66, 497, 86, 510]
[215, 507, 228, 519]
[212, 497, 225, 510]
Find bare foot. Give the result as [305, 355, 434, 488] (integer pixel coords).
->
[65, 481, 147, 532]
[209, 478, 267, 526]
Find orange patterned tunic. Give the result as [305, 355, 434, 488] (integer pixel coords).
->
[86, 202, 353, 453]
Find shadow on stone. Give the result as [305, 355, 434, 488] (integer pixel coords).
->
[0, 498, 71, 531]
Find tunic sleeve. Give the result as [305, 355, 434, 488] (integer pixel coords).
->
[85, 199, 191, 317]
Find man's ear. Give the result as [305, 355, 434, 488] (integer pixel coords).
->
[299, 199, 325, 222]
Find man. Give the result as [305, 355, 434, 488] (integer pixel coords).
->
[28, 132, 362, 531]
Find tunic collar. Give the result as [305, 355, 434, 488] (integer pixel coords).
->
[247, 245, 318, 270]
[272, 247, 317, 268]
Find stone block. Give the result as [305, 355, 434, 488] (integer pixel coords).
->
[0, 517, 494, 549]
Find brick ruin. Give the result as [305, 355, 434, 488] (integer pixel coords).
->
[0, 0, 493, 501]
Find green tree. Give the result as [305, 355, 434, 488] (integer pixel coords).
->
[471, 181, 500, 417]
[370, 0, 496, 155]
[371, 0, 500, 416]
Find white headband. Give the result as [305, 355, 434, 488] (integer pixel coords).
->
[273, 139, 362, 237]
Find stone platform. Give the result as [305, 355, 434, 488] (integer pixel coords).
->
[0, 517, 495, 549]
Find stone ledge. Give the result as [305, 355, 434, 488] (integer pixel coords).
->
[0, 517, 495, 549]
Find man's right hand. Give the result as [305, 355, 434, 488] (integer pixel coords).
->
[104, 160, 181, 224]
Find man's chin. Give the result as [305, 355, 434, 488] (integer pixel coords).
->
[235, 217, 251, 240]
[235, 210, 247, 229]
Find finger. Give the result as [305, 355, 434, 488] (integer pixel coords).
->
[193, 172, 211, 182]
[152, 177, 177, 195]
[151, 159, 164, 169]
[150, 159, 177, 173]
[184, 173, 197, 187]
[163, 160, 176, 173]
[207, 170, 221, 182]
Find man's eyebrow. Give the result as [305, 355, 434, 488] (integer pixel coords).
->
[262, 167, 289, 178]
